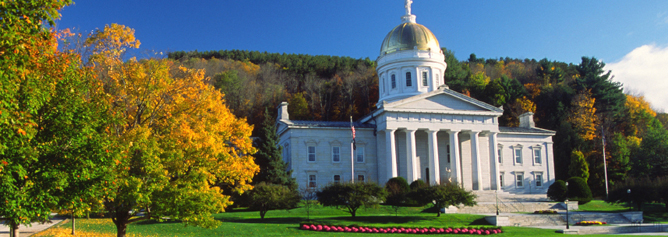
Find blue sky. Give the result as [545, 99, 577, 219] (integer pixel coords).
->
[55, 0, 668, 111]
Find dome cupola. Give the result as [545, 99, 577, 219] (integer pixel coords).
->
[379, 21, 440, 56]
[376, 0, 447, 104]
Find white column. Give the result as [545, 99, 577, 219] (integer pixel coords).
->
[489, 132, 500, 190]
[470, 131, 483, 190]
[385, 129, 398, 182]
[546, 142, 555, 184]
[405, 129, 418, 182]
[448, 130, 461, 186]
[428, 130, 440, 185]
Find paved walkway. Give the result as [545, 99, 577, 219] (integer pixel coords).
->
[0, 217, 65, 237]
[530, 224, 668, 235]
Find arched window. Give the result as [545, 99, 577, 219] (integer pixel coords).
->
[391, 74, 396, 89]
[406, 72, 412, 87]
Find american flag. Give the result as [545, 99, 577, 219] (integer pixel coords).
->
[351, 117, 356, 150]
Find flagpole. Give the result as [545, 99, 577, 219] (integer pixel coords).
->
[351, 116, 355, 183]
[602, 126, 609, 200]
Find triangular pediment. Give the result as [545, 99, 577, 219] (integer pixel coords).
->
[385, 88, 503, 113]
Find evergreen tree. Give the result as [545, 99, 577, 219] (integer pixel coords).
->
[569, 150, 590, 182]
[255, 108, 298, 190]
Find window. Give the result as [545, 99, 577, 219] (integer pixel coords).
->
[381, 78, 385, 94]
[308, 146, 316, 162]
[533, 148, 542, 165]
[356, 147, 364, 163]
[499, 172, 504, 188]
[514, 147, 523, 164]
[332, 147, 340, 162]
[357, 175, 365, 182]
[535, 173, 543, 187]
[391, 74, 396, 89]
[406, 72, 412, 87]
[422, 71, 428, 86]
[284, 143, 291, 170]
[333, 175, 341, 184]
[516, 173, 524, 187]
[309, 175, 317, 187]
[446, 144, 451, 163]
[498, 147, 503, 163]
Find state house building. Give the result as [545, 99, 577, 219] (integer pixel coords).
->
[276, 1, 555, 194]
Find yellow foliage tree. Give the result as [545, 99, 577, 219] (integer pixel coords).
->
[624, 94, 656, 136]
[85, 24, 258, 237]
[569, 90, 598, 141]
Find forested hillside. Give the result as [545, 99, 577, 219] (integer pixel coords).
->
[169, 49, 668, 197]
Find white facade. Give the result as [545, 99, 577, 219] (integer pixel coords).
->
[275, 1, 556, 194]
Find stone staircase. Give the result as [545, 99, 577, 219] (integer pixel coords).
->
[442, 191, 646, 228]
[443, 191, 577, 214]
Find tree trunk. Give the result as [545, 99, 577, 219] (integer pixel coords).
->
[115, 221, 128, 237]
[260, 209, 266, 219]
[72, 211, 76, 236]
[10, 222, 19, 237]
[437, 210, 441, 217]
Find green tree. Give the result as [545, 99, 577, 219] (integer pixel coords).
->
[607, 133, 634, 185]
[568, 150, 589, 182]
[0, 2, 115, 236]
[536, 58, 565, 85]
[411, 183, 477, 217]
[631, 120, 668, 177]
[566, 177, 592, 204]
[248, 182, 300, 219]
[573, 57, 626, 118]
[384, 177, 410, 216]
[316, 182, 386, 218]
[254, 108, 298, 190]
[547, 180, 568, 202]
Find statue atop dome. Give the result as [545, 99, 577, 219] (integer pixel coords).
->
[405, 0, 413, 15]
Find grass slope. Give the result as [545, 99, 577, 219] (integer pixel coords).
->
[36, 203, 667, 236]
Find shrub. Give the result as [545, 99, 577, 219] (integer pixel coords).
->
[547, 180, 568, 202]
[317, 182, 386, 217]
[409, 183, 476, 217]
[385, 177, 411, 215]
[248, 182, 301, 219]
[566, 177, 592, 205]
[409, 179, 428, 191]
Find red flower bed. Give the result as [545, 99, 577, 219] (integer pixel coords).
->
[299, 224, 503, 235]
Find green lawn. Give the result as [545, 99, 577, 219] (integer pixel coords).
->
[38, 203, 668, 236]
[575, 200, 668, 223]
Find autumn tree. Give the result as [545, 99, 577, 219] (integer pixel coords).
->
[84, 24, 259, 237]
[0, 2, 116, 237]
[568, 90, 597, 141]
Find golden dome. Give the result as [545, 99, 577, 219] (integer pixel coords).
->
[379, 22, 440, 56]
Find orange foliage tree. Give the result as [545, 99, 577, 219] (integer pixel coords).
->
[84, 24, 258, 237]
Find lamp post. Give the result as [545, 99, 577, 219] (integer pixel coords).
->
[627, 189, 631, 211]
[565, 181, 569, 229]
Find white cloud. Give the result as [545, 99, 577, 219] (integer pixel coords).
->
[605, 44, 668, 113]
